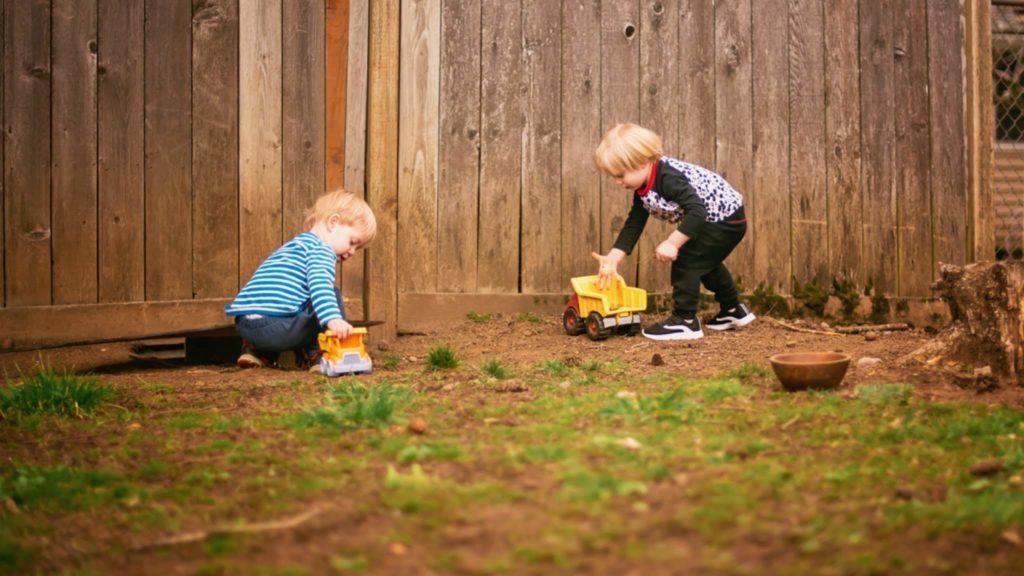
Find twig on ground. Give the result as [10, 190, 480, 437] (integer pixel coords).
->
[133, 504, 327, 551]
[834, 323, 911, 334]
[769, 318, 840, 336]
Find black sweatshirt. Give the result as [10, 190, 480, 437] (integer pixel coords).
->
[612, 156, 745, 255]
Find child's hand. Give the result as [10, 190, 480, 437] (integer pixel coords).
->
[327, 318, 353, 339]
[591, 251, 618, 289]
[655, 241, 679, 262]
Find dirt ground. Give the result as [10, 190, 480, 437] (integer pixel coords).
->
[3, 313, 1024, 575]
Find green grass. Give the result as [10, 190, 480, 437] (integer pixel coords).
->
[292, 380, 411, 431]
[0, 466, 137, 512]
[481, 359, 510, 380]
[466, 312, 492, 323]
[516, 312, 541, 323]
[0, 366, 113, 419]
[426, 346, 459, 371]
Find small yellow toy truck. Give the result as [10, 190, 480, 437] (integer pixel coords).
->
[563, 275, 647, 340]
[317, 327, 373, 376]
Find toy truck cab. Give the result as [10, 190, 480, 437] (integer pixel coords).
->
[563, 275, 647, 340]
[317, 327, 373, 376]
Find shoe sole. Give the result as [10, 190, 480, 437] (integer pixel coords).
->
[705, 314, 756, 331]
[642, 329, 705, 341]
[237, 354, 265, 369]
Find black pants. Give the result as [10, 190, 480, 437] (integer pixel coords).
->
[671, 221, 746, 317]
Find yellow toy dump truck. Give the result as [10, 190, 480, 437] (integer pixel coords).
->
[318, 327, 373, 376]
[563, 275, 647, 341]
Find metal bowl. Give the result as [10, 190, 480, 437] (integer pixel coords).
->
[769, 352, 852, 391]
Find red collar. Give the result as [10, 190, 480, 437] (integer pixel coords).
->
[636, 161, 658, 196]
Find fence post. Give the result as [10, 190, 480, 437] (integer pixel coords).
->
[966, 0, 995, 263]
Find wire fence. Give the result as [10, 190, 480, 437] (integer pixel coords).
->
[993, 1, 1024, 260]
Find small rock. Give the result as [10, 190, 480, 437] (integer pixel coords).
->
[4, 497, 19, 515]
[785, 340, 797, 348]
[1001, 530, 1022, 547]
[970, 459, 1004, 477]
[820, 322, 831, 330]
[620, 437, 642, 451]
[389, 542, 408, 556]
[126, 422, 142, 431]
[856, 357, 882, 369]
[615, 390, 637, 400]
[377, 340, 391, 352]
[651, 353, 664, 366]
[864, 331, 879, 342]
[494, 379, 530, 393]
[894, 488, 914, 501]
[407, 418, 428, 435]
[558, 380, 571, 389]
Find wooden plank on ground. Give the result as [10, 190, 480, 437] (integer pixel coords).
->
[145, 0, 192, 301]
[600, 0, 640, 285]
[283, 0, 325, 238]
[51, 0, 98, 305]
[343, 0, 369, 316]
[98, 0, 145, 303]
[192, 0, 240, 299]
[0, 299, 233, 349]
[715, 0, 754, 287]
[366, 0, 400, 338]
[788, 0, 827, 286]
[824, 0, 862, 289]
[326, 0, 349, 192]
[398, 0, 440, 294]
[893, 0, 930, 296]
[678, 0, 715, 166]
[521, 0, 562, 293]
[239, 0, 283, 283]
[437, 0, 480, 293]
[859, 0, 897, 294]
[929, 0, 968, 268]
[4, 0, 51, 307]
[560, 0, 602, 281]
[751, 0, 790, 294]
[637, 0, 677, 293]
[479, 0, 522, 293]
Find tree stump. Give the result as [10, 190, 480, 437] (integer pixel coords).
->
[906, 261, 1024, 385]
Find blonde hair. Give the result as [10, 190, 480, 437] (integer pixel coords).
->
[304, 189, 377, 242]
[593, 123, 663, 176]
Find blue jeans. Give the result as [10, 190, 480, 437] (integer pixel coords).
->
[234, 289, 346, 359]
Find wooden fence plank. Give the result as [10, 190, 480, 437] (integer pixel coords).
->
[398, 0, 439, 293]
[366, 0, 400, 337]
[894, 0, 931, 296]
[637, 0, 676, 293]
[601, 0, 640, 285]
[521, 0, 562, 293]
[145, 0, 192, 301]
[751, 0, 790, 294]
[98, 0, 145, 303]
[859, 0, 897, 294]
[965, 0, 993, 263]
[283, 0, 325, 237]
[715, 0, 754, 287]
[930, 0, 967, 268]
[560, 0, 601, 280]
[478, 0, 522, 293]
[788, 0, 827, 285]
[437, 0, 480, 292]
[239, 0, 282, 284]
[678, 0, 715, 167]
[192, 0, 239, 299]
[0, 1, 4, 308]
[3, 0, 51, 307]
[52, 0, 98, 305]
[326, 0, 349, 192]
[343, 0, 369, 316]
[824, 0, 862, 288]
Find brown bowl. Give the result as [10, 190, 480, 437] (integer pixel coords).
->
[769, 352, 852, 391]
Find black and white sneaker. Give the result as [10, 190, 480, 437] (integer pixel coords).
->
[705, 303, 756, 331]
[642, 315, 704, 341]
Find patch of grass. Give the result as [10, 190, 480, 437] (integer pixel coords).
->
[517, 312, 541, 323]
[723, 362, 772, 381]
[481, 359, 510, 380]
[748, 282, 791, 317]
[599, 386, 703, 424]
[539, 360, 569, 375]
[380, 354, 401, 370]
[0, 466, 137, 511]
[855, 383, 913, 406]
[560, 469, 647, 502]
[330, 554, 370, 572]
[793, 277, 829, 317]
[167, 410, 208, 430]
[426, 346, 459, 371]
[466, 312, 492, 323]
[0, 367, 112, 419]
[292, 381, 411, 431]
[0, 525, 32, 571]
[700, 379, 753, 404]
[396, 443, 463, 463]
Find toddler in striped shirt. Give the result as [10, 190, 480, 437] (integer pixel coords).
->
[226, 190, 376, 370]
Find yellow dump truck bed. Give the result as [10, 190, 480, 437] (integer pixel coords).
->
[570, 275, 647, 319]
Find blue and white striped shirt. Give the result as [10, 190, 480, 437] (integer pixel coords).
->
[225, 232, 342, 326]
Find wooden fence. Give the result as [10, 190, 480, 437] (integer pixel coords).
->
[0, 0, 997, 347]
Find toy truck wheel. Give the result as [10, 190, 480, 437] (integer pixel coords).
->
[563, 307, 585, 336]
[585, 312, 610, 341]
